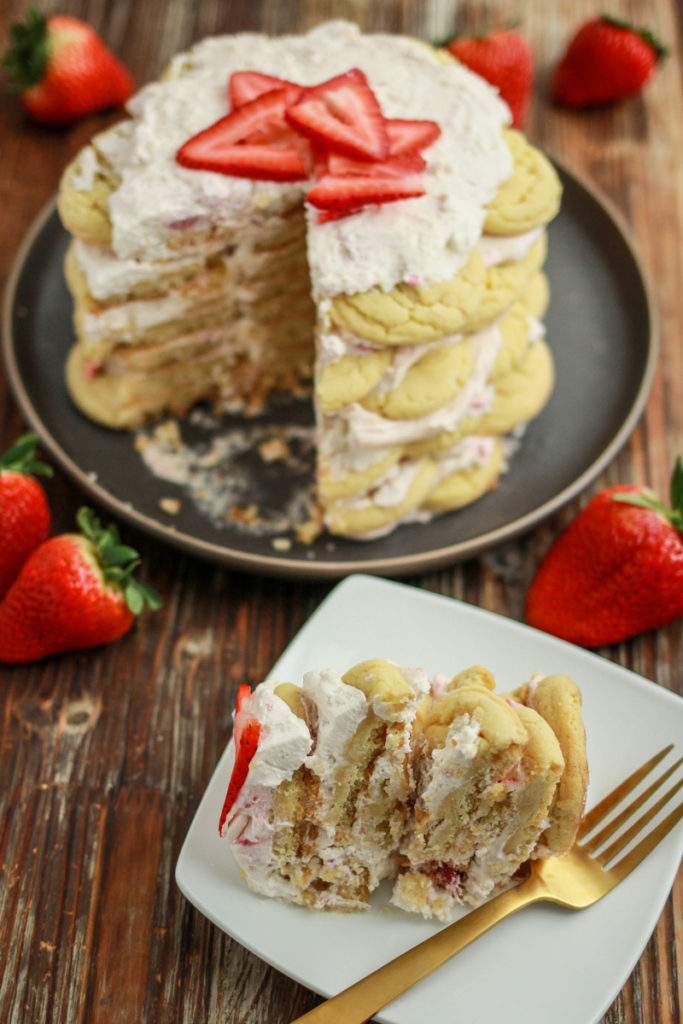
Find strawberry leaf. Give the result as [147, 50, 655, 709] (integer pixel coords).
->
[103, 544, 140, 566]
[0, 432, 52, 477]
[75, 507, 163, 614]
[134, 581, 164, 612]
[669, 456, 683, 515]
[3, 9, 51, 91]
[124, 582, 144, 616]
[612, 459, 683, 535]
[600, 15, 668, 60]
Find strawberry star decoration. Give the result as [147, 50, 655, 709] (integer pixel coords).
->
[176, 68, 442, 221]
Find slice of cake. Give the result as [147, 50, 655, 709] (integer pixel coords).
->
[57, 21, 562, 539]
[222, 659, 429, 910]
[220, 660, 588, 919]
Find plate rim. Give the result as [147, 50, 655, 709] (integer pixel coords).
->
[1, 160, 659, 580]
[174, 574, 683, 1024]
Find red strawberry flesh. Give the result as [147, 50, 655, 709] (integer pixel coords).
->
[525, 467, 683, 647]
[229, 70, 298, 109]
[0, 507, 160, 664]
[219, 717, 261, 833]
[326, 152, 426, 177]
[285, 68, 389, 161]
[4, 10, 134, 125]
[233, 684, 252, 747]
[177, 87, 310, 181]
[178, 67, 442, 218]
[551, 17, 666, 108]
[0, 433, 52, 600]
[446, 28, 534, 129]
[386, 119, 441, 156]
[307, 172, 425, 211]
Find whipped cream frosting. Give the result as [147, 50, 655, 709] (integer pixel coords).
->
[78, 21, 512, 298]
[73, 239, 203, 302]
[233, 680, 312, 790]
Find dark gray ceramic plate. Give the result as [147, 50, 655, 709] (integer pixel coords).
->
[2, 164, 657, 580]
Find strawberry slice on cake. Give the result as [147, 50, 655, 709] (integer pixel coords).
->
[177, 86, 310, 181]
[228, 70, 300, 109]
[285, 68, 389, 161]
[176, 66, 442, 221]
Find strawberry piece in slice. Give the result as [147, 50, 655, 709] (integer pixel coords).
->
[385, 118, 441, 156]
[229, 70, 298, 109]
[235, 683, 252, 713]
[177, 86, 310, 181]
[285, 68, 389, 161]
[233, 683, 252, 747]
[219, 718, 261, 833]
[307, 172, 425, 212]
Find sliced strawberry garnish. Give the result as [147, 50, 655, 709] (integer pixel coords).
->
[316, 207, 364, 224]
[386, 118, 441, 156]
[285, 68, 389, 162]
[177, 87, 309, 181]
[307, 172, 425, 212]
[229, 70, 298, 109]
[233, 683, 252, 746]
[326, 152, 426, 177]
[219, 717, 261, 833]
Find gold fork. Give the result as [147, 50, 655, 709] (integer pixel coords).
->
[290, 745, 683, 1024]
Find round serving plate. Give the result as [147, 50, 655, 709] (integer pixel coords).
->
[2, 163, 657, 580]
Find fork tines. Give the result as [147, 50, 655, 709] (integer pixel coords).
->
[577, 745, 683, 873]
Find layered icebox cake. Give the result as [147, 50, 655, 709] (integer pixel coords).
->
[57, 21, 562, 539]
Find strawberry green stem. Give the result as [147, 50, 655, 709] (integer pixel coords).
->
[3, 9, 51, 91]
[600, 15, 668, 60]
[612, 456, 683, 534]
[76, 507, 163, 614]
[0, 432, 52, 476]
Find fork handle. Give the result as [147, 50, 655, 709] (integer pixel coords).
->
[290, 879, 542, 1024]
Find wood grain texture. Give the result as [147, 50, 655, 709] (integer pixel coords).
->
[0, 1, 681, 1022]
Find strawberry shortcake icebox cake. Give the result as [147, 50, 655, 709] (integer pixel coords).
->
[221, 661, 588, 920]
[57, 21, 562, 539]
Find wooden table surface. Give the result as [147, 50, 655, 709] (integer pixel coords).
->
[0, 0, 681, 1021]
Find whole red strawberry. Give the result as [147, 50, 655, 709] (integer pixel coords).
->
[0, 507, 161, 663]
[526, 459, 683, 647]
[551, 16, 667, 108]
[446, 28, 534, 128]
[0, 433, 52, 600]
[3, 9, 134, 125]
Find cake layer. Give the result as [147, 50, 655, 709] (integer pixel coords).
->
[225, 660, 429, 910]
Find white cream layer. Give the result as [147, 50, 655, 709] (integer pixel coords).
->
[76, 21, 512, 297]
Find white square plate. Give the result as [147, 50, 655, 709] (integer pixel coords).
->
[176, 574, 683, 1024]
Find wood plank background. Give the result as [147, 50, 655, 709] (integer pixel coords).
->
[0, 1, 681, 1021]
